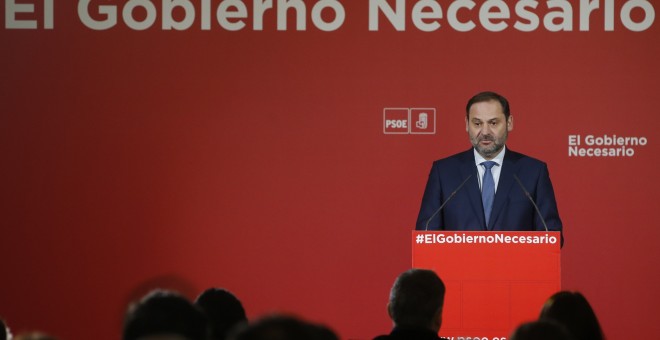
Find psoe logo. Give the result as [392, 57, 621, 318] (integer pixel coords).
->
[383, 108, 436, 134]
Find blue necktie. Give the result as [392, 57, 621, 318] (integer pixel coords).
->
[481, 161, 497, 227]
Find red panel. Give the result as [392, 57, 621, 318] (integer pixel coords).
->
[413, 231, 561, 338]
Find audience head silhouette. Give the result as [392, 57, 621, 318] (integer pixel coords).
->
[539, 291, 604, 340]
[1, 319, 8, 340]
[389, 269, 445, 332]
[510, 320, 575, 340]
[373, 269, 446, 340]
[195, 287, 247, 340]
[228, 314, 337, 340]
[123, 289, 207, 340]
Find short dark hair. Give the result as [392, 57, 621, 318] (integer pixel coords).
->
[229, 315, 338, 340]
[539, 291, 604, 340]
[123, 289, 208, 340]
[1, 319, 7, 340]
[466, 91, 511, 119]
[195, 288, 247, 340]
[510, 320, 575, 340]
[388, 269, 445, 329]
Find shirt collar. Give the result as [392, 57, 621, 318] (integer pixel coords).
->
[473, 145, 506, 166]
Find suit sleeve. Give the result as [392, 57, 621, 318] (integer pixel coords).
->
[416, 162, 443, 230]
[535, 163, 564, 245]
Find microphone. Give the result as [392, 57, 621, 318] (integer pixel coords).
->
[513, 174, 549, 232]
[424, 174, 473, 231]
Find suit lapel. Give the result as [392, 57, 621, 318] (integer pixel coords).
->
[488, 150, 520, 230]
[459, 150, 487, 230]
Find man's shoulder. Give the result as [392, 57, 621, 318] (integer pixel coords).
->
[432, 149, 473, 167]
[505, 149, 548, 168]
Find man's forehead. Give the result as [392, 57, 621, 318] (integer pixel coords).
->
[468, 100, 506, 120]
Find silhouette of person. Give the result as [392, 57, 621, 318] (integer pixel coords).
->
[539, 291, 604, 340]
[195, 288, 247, 340]
[510, 320, 575, 340]
[123, 289, 207, 340]
[373, 269, 447, 340]
[228, 314, 337, 340]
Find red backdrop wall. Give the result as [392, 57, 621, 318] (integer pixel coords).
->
[1, 1, 658, 339]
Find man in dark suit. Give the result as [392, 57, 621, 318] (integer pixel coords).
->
[416, 91, 563, 242]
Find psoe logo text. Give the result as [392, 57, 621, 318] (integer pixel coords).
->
[383, 108, 436, 134]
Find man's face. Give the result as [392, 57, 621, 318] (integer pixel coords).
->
[466, 100, 513, 159]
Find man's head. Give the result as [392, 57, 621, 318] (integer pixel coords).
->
[387, 269, 446, 332]
[465, 91, 513, 160]
[1, 318, 8, 340]
[510, 320, 574, 340]
[123, 289, 208, 340]
[539, 291, 604, 340]
[228, 315, 338, 340]
[195, 288, 247, 340]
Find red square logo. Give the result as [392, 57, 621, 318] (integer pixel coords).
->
[410, 108, 436, 134]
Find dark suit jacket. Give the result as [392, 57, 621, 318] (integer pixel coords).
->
[416, 149, 563, 241]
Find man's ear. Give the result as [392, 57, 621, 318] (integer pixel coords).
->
[507, 115, 514, 132]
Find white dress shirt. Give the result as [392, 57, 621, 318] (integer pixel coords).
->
[474, 146, 506, 192]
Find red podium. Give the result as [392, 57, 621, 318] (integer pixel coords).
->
[412, 231, 561, 340]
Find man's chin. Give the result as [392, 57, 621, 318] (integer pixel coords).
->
[476, 145, 502, 158]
